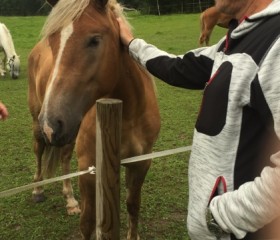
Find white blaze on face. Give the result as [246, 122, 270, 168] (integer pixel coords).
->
[41, 23, 74, 142]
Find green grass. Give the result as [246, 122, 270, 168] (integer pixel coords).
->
[0, 13, 227, 240]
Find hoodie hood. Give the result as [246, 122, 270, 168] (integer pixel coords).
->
[231, 0, 280, 39]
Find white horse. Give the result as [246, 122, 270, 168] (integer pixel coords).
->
[0, 23, 20, 79]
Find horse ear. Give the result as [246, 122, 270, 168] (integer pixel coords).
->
[94, 0, 109, 9]
[46, 0, 59, 7]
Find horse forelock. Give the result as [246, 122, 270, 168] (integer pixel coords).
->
[41, 0, 90, 38]
[41, 0, 130, 39]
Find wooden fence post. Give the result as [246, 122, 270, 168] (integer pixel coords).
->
[96, 98, 122, 240]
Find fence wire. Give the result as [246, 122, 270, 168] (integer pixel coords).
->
[0, 146, 192, 198]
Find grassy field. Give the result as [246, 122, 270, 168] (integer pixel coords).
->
[0, 12, 227, 240]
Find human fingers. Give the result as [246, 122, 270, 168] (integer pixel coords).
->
[0, 103, 8, 120]
[116, 17, 134, 46]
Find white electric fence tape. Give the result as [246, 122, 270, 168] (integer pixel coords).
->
[0, 145, 192, 198]
[121, 146, 192, 164]
[0, 167, 96, 198]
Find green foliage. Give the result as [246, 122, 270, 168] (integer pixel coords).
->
[0, 0, 215, 16]
[0, 0, 51, 16]
[0, 14, 227, 239]
[121, 0, 215, 14]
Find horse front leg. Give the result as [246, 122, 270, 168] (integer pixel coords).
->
[0, 58, 6, 77]
[125, 160, 151, 240]
[75, 109, 97, 239]
[60, 143, 81, 215]
[79, 172, 96, 240]
[32, 138, 46, 202]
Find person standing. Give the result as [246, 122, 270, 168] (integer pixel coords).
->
[117, 0, 280, 239]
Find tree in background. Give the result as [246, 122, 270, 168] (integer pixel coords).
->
[0, 0, 51, 16]
[120, 0, 214, 15]
[0, 0, 214, 16]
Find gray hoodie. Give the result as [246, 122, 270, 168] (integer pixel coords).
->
[128, 1, 280, 239]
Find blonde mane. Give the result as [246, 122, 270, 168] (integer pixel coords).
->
[41, 0, 131, 39]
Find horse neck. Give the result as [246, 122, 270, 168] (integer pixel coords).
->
[112, 51, 155, 115]
[0, 24, 17, 58]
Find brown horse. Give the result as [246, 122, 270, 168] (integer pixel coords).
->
[199, 6, 233, 46]
[27, 0, 160, 239]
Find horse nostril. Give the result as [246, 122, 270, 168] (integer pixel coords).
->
[52, 119, 64, 141]
[58, 119, 64, 132]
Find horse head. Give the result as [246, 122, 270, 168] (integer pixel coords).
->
[38, 0, 122, 146]
[6, 55, 20, 79]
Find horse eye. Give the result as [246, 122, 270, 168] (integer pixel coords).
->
[88, 36, 101, 48]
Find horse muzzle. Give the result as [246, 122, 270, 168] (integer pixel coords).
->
[38, 115, 79, 147]
[11, 73, 19, 79]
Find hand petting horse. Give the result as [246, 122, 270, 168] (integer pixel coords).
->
[199, 6, 233, 46]
[0, 23, 20, 79]
[28, 0, 160, 239]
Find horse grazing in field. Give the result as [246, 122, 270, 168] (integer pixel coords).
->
[199, 6, 232, 46]
[28, 0, 160, 239]
[0, 23, 20, 79]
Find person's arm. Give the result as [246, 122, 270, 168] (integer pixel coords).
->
[209, 153, 280, 239]
[0, 101, 8, 120]
[117, 17, 219, 90]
